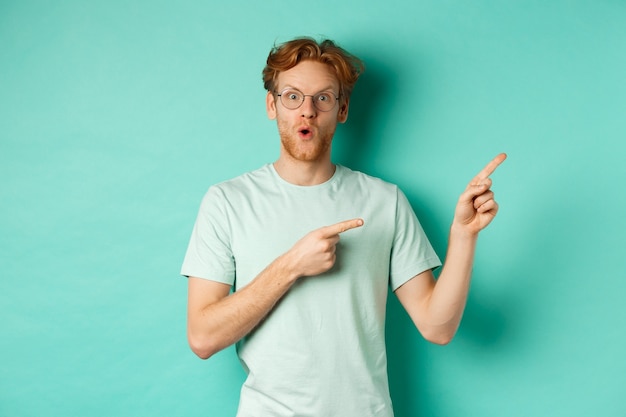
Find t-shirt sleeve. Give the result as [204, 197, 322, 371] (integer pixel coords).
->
[389, 187, 442, 291]
[180, 186, 236, 285]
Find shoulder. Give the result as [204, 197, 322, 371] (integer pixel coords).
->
[337, 165, 399, 195]
[206, 164, 274, 196]
[194, 165, 274, 214]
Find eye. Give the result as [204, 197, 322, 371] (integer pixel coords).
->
[316, 93, 331, 102]
[284, 90, 302, 101]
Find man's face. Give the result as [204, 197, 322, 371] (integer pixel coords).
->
[266, 60, 349, 163]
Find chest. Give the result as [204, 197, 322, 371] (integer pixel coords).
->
[226, 186, 396, 289]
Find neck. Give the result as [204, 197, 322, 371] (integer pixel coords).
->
[273, 157, 336, 186]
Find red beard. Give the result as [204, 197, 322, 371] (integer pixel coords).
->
[277, 122, 335, 162]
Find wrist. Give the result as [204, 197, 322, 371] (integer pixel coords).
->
[274, 253, 302, 284]
[449, 222, 480, 242]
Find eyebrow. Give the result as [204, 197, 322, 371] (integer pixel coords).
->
[280, 85, 339, 95]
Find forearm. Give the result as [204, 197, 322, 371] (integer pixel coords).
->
[425, 226, 478, 338]
[187, 218, 363, 359]
[188, 254, 298, 359]
[398, 153, 504, 344]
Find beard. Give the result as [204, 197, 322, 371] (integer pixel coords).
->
[277, 119, 336, 162]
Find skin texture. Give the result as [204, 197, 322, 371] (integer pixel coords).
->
[186, 58, 506, 359]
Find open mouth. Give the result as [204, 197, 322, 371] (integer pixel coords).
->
[298, 127, 313, 138]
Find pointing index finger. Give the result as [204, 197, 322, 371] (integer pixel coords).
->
[321, 218, 364, 237]
[472, 153, 507, 184]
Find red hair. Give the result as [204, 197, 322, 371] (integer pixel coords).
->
[262, 37, 364, 101]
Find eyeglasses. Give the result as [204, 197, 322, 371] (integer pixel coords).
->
[276, 88, 340, 112]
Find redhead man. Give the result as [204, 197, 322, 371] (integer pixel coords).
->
[181, 37, 506, 417]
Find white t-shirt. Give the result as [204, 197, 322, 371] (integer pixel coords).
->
[181, 164, 441, 417]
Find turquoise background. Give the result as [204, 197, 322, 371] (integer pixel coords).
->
[1, 1, 625, 416]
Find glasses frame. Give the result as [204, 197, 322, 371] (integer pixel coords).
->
[275, 88, 341, 112]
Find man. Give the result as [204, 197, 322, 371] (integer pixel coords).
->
[181, 37, 506, 417]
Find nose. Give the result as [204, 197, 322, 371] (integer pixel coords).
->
[300, 96, 317, 118]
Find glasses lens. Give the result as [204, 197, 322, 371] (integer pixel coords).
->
[313, 93, 337, 111]
[278, 89, 338, 111]
[280, 89, 304, 110]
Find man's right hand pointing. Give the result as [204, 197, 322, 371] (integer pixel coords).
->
[285, 218, 364, 278]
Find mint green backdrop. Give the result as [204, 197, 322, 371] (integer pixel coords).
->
[1, 1, 625, 416]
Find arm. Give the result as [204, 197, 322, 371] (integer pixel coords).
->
[395, 153, 506, 345]
[187, 218, 364, 359]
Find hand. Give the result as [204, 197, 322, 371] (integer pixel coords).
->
[285, 218, 364, 278]
[453, 153, 507, 236]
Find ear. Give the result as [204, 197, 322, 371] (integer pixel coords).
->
[266, 91, 277, 120]
[337, 98, 350, 123]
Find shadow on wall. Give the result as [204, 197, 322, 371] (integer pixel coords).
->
[333, 50, 400, 174]
[336, 50, 442, 416]
[337, 48, 528, 416]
